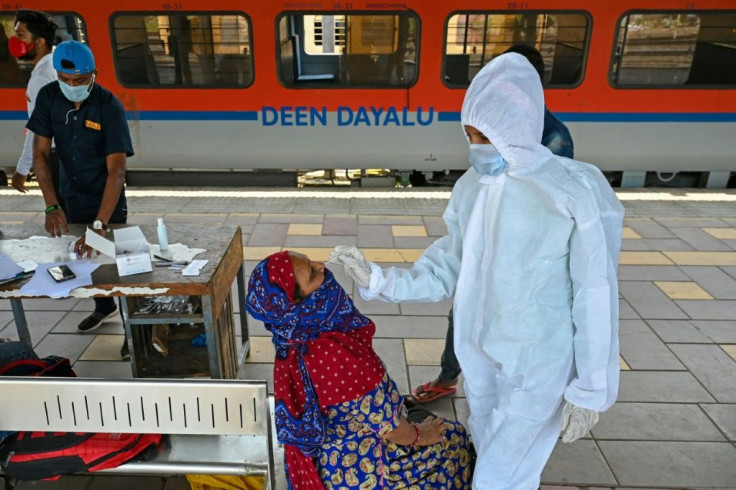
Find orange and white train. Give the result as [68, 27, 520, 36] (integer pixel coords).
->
[1, 0, 734, 187]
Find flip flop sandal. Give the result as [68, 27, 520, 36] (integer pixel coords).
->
[411, 382, 457, 403]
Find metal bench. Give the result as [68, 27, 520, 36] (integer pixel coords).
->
[0, 377, 275, 488]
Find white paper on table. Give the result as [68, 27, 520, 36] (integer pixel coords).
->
[16, 260, 38, 273]
[150, 243, 206, 263]
[0, 235, 79, 264]
[20, 260, 100, 298]
[0, 253, 24, 280]
[181, 259, 208, 276]
[85, 229, 117, 258]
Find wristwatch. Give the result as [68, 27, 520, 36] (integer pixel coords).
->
[92, 220, 108, 232]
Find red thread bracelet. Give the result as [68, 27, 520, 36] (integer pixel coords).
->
[410, 424, 421, 447]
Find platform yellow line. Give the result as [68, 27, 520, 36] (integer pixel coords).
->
[722, 345, 736, 362]
[243, 246, 282, 261]
[247, 248, 718, 266]
[619, 356, 631, 371]
[619, 251, 674, 265]
[246, 248, 735, 267]
[287, 224, 323, 236]
[287, 247, 331, 261]
[655, 281, 713, 300]
[703, 228, 736, 240]
[392, 225, 428, 237]
[663, 251, 736, 266]
[244, 247, 428, 263]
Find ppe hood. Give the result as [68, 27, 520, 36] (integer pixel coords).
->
[461, 52, 551, 168]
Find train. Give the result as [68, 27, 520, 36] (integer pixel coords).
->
[1, 0, 734, 187]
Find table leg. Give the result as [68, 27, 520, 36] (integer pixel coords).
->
[236, 264, 250, 358]
[202, 295, 222, 379]
[10, 298, 31, 346]
[119, 297, 138, 377]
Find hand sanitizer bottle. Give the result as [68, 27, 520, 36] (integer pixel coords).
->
[157, 218, 169, 252]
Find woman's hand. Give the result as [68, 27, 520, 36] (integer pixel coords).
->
[383, 416, 451, 447]
[414, 416, 452, 447]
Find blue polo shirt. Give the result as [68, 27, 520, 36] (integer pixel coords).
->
[27, 81, 133, 222]
[542, 108, 574, 159]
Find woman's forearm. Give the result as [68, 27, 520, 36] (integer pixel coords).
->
[381, 419, 417, 446]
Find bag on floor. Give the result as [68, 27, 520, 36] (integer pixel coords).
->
[0, 342, 76, 445]
[0, 354, 75, 378]
[0, 340, 39, 364]
[0, 431, 162, 481]
[0, 340, 76, 378]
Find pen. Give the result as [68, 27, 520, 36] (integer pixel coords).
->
[154, 261, 189, 267]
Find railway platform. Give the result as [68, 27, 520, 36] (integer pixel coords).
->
[1, 185, 735, 489]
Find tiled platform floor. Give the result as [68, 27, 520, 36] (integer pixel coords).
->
[1, 186, 735, 489]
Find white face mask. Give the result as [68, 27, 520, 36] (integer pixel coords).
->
[58, 74, 95, 103]
[468, 143, 507, 176]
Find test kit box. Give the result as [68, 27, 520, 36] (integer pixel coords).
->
[85, 226, 152, 276]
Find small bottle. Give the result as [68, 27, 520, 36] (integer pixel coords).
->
[157, 218, 169, 252]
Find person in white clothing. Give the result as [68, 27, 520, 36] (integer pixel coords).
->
[331, 52, 624, 489]
[9, 9, 61, 205]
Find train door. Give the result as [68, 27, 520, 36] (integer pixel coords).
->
[271, 10, 428, 175]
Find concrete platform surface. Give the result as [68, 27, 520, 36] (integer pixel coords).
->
[1, 186, 735, 489]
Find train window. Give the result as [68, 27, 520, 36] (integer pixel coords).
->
[277, 12, 419, 87]
[444, 12, 589, 87]
[611, 12, 736, 87]
[111, 13, 253, 88]
[0, 11, 86, 87]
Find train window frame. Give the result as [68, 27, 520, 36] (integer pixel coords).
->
[609, 9, 736, 89]
[275, 9, 421, 90]
[109, 10, 255, 89]
[442, 9, 592, 90]
[0, 10, 88, 88]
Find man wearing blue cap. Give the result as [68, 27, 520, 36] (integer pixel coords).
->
[27, 40, 134, 358]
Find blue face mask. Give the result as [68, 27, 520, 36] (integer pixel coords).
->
[468, 143, 507, 176]
[58, 74, 94, 103]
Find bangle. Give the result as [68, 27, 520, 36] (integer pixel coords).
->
[44, 204, 61, 214]
[410, 424, 421, 447]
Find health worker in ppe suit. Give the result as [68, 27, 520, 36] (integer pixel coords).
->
[330, 52, 624, 489]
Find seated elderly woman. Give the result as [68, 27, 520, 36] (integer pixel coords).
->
[246, 251, 470, 489]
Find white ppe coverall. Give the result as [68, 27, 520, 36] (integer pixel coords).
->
[360, 53, 624, 489]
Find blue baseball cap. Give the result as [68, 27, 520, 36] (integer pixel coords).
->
[53, 40, 95, 74]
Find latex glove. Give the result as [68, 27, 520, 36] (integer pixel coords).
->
[329, 246, 372, 288]
[328, 245, 365, 264]
[560, 401, 599, 443]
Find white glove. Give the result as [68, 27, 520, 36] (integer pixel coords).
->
[328, 246, 372, 289]
[328, 245, 365, 264]
[560, 401, 599, 443]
